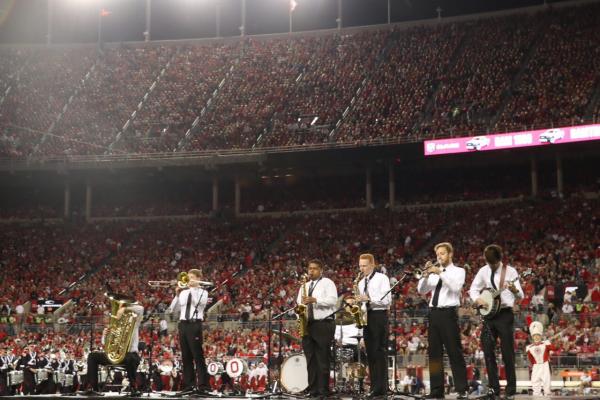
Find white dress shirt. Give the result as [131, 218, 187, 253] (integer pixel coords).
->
[168, 287, 209, 321]
[358, 271, 391, 311]
[335, 324, 363, 345]
[296, 276, 338, 320]
[469, 263, 524, 308]
[417, 263, 465, 307]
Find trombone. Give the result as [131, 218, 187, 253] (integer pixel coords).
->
[148, 272, 213, 288]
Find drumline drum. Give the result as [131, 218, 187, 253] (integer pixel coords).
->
[35, 369, 50, 384]
[335, 346, 355, 362]
[8, 370, 24, 386]
[225, 358, 246, 379]
[159, 360, 174, 376]
[98, 367, 109, 384]
[280, 354, 308, 394]
[207, 361, 224, 376]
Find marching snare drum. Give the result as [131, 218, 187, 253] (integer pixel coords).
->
[35, 369, 49, 384]
[8, 370, 24, 386]
[280, 354, 308, 394]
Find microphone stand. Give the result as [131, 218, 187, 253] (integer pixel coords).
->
[267, 306, 299, 399]
[381, 272, 425, 400]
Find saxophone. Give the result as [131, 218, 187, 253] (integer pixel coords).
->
[295, 274, 309, 337]
[350, 272, 367, 328]
[104, 293, 139, 364]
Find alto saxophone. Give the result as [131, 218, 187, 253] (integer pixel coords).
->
[349, 272, 367, 328]
[295, 274, 309, 337]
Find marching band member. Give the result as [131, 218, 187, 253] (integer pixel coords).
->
[417, 242, 468, 399]
[167, 268, 211, 394]
[296, 259, 337, 398]
[0, 347, 10, 395]
[526, 321, 554, 397]
[469, 244, 523, 400]
[17, 345, 37, 395]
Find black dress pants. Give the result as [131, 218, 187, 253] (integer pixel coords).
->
[301, 319, 335, 396]
[87, 351, 140, 391]
[481, 308, 516, 396]
[427, 307, 467, 396]
[364, 310, 388, 396]
[178, 320, 210, 390]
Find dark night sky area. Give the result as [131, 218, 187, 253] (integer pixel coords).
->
[0, 0, 576, 44]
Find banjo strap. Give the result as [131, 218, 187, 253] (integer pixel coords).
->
[498, 264, 507, 293]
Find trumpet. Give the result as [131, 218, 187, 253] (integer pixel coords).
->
[412, 261, 442, 279]
[148, 272, 213, 288]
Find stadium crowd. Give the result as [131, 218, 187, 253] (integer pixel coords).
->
[1, 4, 599, 156]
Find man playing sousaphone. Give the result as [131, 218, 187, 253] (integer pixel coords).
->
[82, 294, 144, 396]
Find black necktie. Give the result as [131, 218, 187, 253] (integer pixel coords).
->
[431, 278, 443, 307]
[490, 268, 497, 290]
[185, 292, 192, 320]
[308, 281, 315, 320]
[363, 275, 371, 310]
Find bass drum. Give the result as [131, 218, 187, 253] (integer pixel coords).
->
[280, 354, 308, 394]
[207, 361, 224, 376]
[225, 358, 247, 378]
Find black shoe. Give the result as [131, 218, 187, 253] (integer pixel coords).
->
[457, 392, 468, 400]
[78, 389, 104, 396]
[127, 389, 143, 397]
[424, 394, 445, 400]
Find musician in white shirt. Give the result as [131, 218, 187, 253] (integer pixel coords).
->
[167, 269, 211, 394]
[296, 259, 337, 397]
[354, 253, 391, 398]
[469, 244, 523, 400]
[417, 242, 468, 400]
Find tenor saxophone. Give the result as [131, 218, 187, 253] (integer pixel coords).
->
[350, 272, 367, 328]
[295, 274, 309, 337]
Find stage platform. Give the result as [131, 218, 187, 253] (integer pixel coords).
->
[0, 393, 598, 400]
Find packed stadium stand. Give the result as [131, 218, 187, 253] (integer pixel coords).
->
[1, 0, 600, 398]
[1, 2, 599, 157]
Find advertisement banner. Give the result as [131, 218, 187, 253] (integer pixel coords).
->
[424, 124, 600, 156]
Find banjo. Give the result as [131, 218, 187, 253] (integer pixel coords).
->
[476, 268, 532, 319]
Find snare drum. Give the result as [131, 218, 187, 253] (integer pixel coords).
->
[54, 371, 66, 385]
[336, 346, 355, 362]
[98, 367, 109, 384]
[65, 374, 74, 387]
[280, 354, 308, 394]
[8, 370, 24, 386]
[159, 360, 174, 376]
[35, 369, 49, 384]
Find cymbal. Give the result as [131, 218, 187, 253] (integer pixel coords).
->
[273, 329, 301, 343]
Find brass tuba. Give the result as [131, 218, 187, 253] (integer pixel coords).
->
[104, 292, 139, 364]
[349, 272, 367, 328]
[295, 274, 309, 337]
